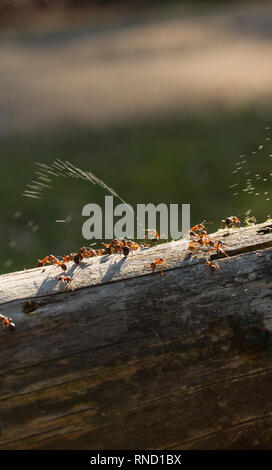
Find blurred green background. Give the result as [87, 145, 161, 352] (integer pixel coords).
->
[1, 1, 272, 274]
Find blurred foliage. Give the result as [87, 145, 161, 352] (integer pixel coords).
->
[1, 106, 272, 274]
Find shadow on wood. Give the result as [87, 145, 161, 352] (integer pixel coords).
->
[1, 222, 272, 449]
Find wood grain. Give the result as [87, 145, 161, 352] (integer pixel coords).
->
[1, 222, 272, 450]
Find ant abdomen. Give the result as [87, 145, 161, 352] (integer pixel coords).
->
[73, 253, 82, 264]
[123, 246, 130, 257]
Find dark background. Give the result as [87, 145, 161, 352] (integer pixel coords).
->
[1, 0, 272, 274]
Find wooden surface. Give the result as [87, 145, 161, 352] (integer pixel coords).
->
[1, 222, 272, 450]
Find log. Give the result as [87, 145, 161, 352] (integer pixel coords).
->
[1, 222, 272, 450]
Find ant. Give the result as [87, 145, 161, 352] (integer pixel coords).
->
[37, 255, 68, 271]
[103, 239, 141, 256]
[188, 223, 229, 260]
[205, 261, 220, 272]
[95, 248, 107, 256]
[206, 238, 215, 248]
[188, 241, 197, 251]
[73, 252, 83, 264]
[123, 246, 130, 257]
[190, 222, 209, 238]
[73, 247, 97, 264]
[0, 313, 15, 331]
[61, 253, 76, 264]
[54, 260, 68, 271]
[121, 241, 130, 257]
[125, 239, 142, 251]
[195, 236, 207, 246]
[190, 223, 206, 233]
[214, 240, 229, 258]
[57, 275, 72, 286]
[150, 258, 168, 273]
[102, 239, 124, 254]
[37, 255, 59, 267]
[145, 229, 160, 243]
[221, 216, 240, 229]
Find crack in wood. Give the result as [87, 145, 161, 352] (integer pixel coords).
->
[1, 222, 272, 449]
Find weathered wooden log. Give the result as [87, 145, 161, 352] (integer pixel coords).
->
[1, 222, 272, 450]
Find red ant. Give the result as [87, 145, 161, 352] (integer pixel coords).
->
[221, 216, 240, 228]
[61, 253, 76, 263]
[195, 236, 206, 246]
[205, 261, 220, 272]
[37, 255, 59, 267]
[95, 248, 107, 256]
[57, 275, 72, 285]
[145, 229, 160, 243]
[190, 223, 209, 238]
[188, 222, 229, 259]
[125, 240, 142, 251]
[73, 247, 97, 264]
[54, 260, 68, 271]
[214, 240, 229, 258]
[206, 238, 215, 248]
[102, 239, 124, 254]
[0, 313, 15, 331]
[103, 239, 141, 256]
[190, 223, 206, 233]
[37, 255, 68, 271]
[150, 258, 168, 273]
[122, 241, 130, 257]
[188, 241, 197, 251]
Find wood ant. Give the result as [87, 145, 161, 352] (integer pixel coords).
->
[57, 275, 72, 285]
[61, 253, 76, 264]
[190, 222, 208, 238]
[73, 247, 97, 264]
[36, 255, 59, 267]
[102, 239, 124, 254]
[214, 240, 229, 258]
[190, 223, 206, 233]
[103, 239, 141, 256]
[95, 248, 107, 256]
[221, 216, 240, 228]
[37, 255, 68, 271]
[73, 252, 83, 264]
[188, 241, 197, 251]
[122, 244, 130, 257]
[188, 222, 229, 259]
[54, 260, 68, 271]
[145, 229, 160, 243]
[150, 258, 168, 273]
[205, 261, 220, 272]
[0, 313, 15, 331]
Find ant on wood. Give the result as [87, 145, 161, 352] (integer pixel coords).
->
[37, 255, 68, 271]
[188, 241, 197, 251]
[0, 313, 15, 331]
[36, 255, 58, 267]
[205, 261, 220, 273]
[122, 242, 130, 257]
[150, 258, 168, 274]
[73, 247, 97, 264]
[188, 222, 229, 258]
[221, 216, 241, 229]
[145, 229, 161, 243]
[57, 275, 72, 286]
[214, 240, 229, 258]
[103, 239, 141, 256]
